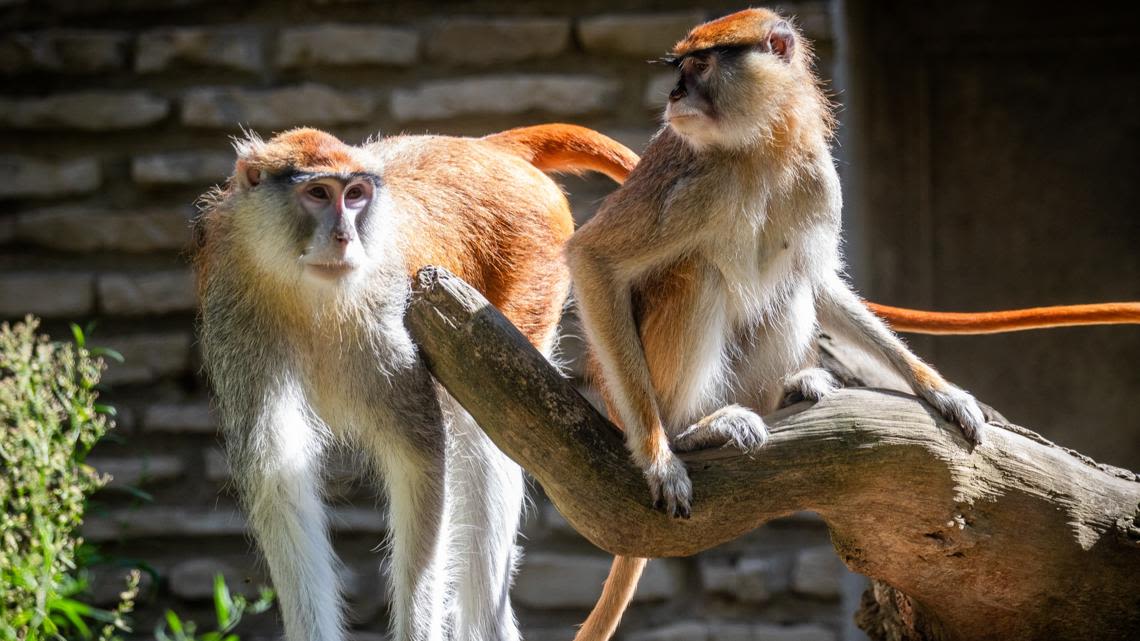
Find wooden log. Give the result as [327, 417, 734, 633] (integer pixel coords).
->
[405, 266, 1140, 641]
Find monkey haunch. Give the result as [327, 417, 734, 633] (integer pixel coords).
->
[194, 125, 634, 641]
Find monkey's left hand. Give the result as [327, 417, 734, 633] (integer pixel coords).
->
[919, 385, 987, 446]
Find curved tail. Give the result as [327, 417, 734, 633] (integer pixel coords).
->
[484, 124, 639, 185]
[866, 301, 1140, 335]
[573, 556, 647, 641]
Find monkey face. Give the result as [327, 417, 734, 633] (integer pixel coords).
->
[222, 128, 396, 293]
[663, 51, 720, 142]
[664, 14, 803, 151]
[289, 173, 380, 284]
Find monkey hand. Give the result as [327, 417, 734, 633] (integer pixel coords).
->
[674, 405, 770, 452]
[645, 454, 693, 519]
[781, 367, 840, 406]
[919, 385, 987, 446]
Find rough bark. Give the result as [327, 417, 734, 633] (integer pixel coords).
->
[405, 267, 1140, 641]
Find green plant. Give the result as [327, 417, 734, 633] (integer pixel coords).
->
[155, 575, 275, 641]
[0, 317, 131, 641]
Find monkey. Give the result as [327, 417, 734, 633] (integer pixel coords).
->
[561, 9, 1140, 641]
[194, 123, 636, 641]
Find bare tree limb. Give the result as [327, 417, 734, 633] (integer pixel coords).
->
[405, 267, 1140, 641]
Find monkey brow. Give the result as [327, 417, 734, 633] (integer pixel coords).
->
[659, 44, 750, 67]
[279, 170, 381, 186]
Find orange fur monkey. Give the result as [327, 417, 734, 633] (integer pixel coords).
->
[562, 9, 1140, 641]
[194, 123, 635, 641]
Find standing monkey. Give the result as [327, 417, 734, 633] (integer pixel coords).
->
[563, 8, 1140, 641]
[194, 124, 635, 641]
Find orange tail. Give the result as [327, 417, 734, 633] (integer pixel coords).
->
[573, 556, 647, 641]
[485, 124, 639, 185]
[866, 301, 1140, 335]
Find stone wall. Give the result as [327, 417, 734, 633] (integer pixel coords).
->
[0, 2, 859, 640]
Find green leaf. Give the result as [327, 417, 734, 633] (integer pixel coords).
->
[248, 588, 275, 615]
[163, 610, 184, 636]
[70, 323, 86, 348]
[117, 485, 155, 502]
[89, 347, 124, 364]
[50, 601, 91, 639]
[92, 403, 117, 417]
[212, 574, 234, 628]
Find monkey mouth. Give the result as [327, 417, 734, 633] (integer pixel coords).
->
[665, 108, 706, 126]
[304, 260, 357, 279]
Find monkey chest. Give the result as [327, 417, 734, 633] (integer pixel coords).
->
[707, 234, 803, 325]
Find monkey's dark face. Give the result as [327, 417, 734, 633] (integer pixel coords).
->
[234, 166, 388, 292]
[664, 19, 801, 150]
[663, 49, 725, 145]
[286, 172, 379, 284]
[222, 128, 403, 298]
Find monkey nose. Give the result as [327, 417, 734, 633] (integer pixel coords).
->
[669, 85, 687, 102]
[332, 230, 352, 245]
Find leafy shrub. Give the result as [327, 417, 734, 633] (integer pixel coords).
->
[155, 575, 274, 641]
[0, 318, 130, 640]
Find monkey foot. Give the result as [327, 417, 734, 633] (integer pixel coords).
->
[674, 404, 769, 453]
[921, 385, 987, 446]
[645, 455, 692, 519]
[782, 367, 839, 406]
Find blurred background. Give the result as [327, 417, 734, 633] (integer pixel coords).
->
[1, 1, 1137, 640]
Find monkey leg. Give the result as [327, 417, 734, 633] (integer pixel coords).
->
[227, 389, 346, 641]
[444, 399, 525, 641]
[673, 404, 769, 452]
[377, 442, 449, 641]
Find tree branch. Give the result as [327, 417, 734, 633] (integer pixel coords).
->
[405, 266, 1140, 641]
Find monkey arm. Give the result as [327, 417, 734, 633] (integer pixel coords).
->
[563, 242, 692, 516]
[405, 267, 1140, 641]
[815, 275, 987, 444]
[566, 246, 664, 453]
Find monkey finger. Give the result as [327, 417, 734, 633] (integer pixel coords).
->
[676, 502, 691, 520]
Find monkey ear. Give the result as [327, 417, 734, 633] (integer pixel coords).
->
[766, 20, 796, 62]
[234, 159, 264, 189]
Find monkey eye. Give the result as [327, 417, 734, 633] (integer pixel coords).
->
[694, 59, 710, 73]
[344, 185, 365, 202]
[306, 185, 331, 201]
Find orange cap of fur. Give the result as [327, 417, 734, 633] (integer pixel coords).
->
[673, 8, 783, 55]
[239, 127, 365, 176]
